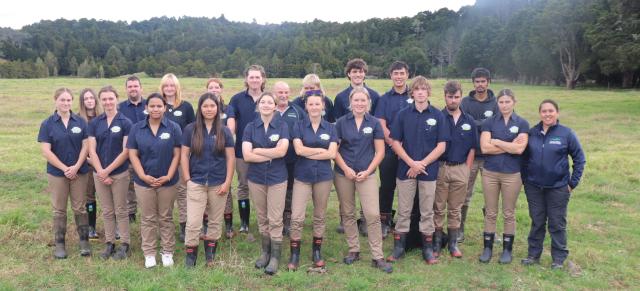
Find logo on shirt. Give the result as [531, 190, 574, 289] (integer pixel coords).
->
[362, 127, 373, 134]
[173, 110, 183, 117]
[71, 126, 82, 134]
[407, 99, 414, 104]
[160, 132, 171, 140]
[111, 126, 121, 133]
[484, 111, 493, 118]
[509, 126, 519, 134]
[426, 118, 437, 126]
[143, 110, 148, 115]
[549, 137, 562, 145]
[221, 113, 227, 119]
[269, 134, 280, 142]
[319, 134, 330, 140]
[287, 113, 298, 118]
[461, 123, 471, 131]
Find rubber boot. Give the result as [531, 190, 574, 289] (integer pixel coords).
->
[100, 242, 115, 260]
[113, 243, 130, 260]
[421, 234, 438, 264]
[479, 232, 495, 263]
[86, 202, 98, 240]
[448, 228, 462, 258]
[458, 205, 468, 243]
[499, 234, 514, 264]
[380, 213, 391, 239]
[255, 235, 271, 269]
[336, 217, 345, 234]
[75, 214, 91, 256]
[433, 228, 444, 258]
[282, 211, 291, 237]
[312, 237, 325, 268]
[343, 252, 360, 264]
[204, 240, 217, 267]
[185, 245, 198, 268]
[224, 213, 234, 239]
[386, 231, 406, 262]
[372, 259, 393, 273]
[239, 199, 250, 233]
[265, 240, 282, 275]
[53, 216, 67, 259]
[179, 222, 186, 243]
[287, 240, 301, 271]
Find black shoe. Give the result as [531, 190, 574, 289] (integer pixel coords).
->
[433, 228, 444, 258]
[224, 213, 234, 239]
[204, 240, 218, 267]
[112, 243, 130, 260]
[479, 232, 495, 263]
[255, 235, 271, 269]
[238, 199, 250, 233]
[521, 256, 540, 266]
[312, 237, 325, 268]
[343, 252, 360, 265]
[447, 228, 463, 258]
[458, 205, 468, 243]
[380, 213, 391, 239]
[421, 234, 438, 264]
[386, 232, 406, 262]
[287, 240, 301, 271]
[336, 218, 345, 234]
[128, 213, 136, 223]
[551, 261, 564, 270]
[88, 226, 99, 240]
[265, 240, 282, 275]
[371, 259, 393, 273]
[499, 234, 514, 264]
[185, 245, 198, 268]
[100, 242, 116, 260]
[179, 222, 186, 243]
[86, 202, 97, 236]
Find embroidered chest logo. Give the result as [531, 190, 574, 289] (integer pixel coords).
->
[173, 110, 183, 117]
[160, 132, 171, 140]
[269, 134, 280, 142]
[362, 127, 373, 134]
[509, 126, 519, 134]
[71, 126, 82, 134]
[111, 126, 121, 133]
[549, 137, 562, 145]
[461, 123, 471, 131]
[319, 134, 330, 141]
[484, 110, 493, 118]
[426, 118, 437, 126]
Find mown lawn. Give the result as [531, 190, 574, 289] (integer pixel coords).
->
[0, 77, 638, 290]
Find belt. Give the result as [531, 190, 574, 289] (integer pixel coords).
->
[444, 161, 465, 166]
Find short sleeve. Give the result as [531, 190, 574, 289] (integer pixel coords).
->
[79, 118, 88, 139]
[227, 97, 238, 119]
[122, 118, 132, 136]
[37, 119, 51, 143]
[436, 113, 450, 143]
[126, 126, 138, 149]
[185, 102, 196, 125]
[223, 127, 234, 147]
[279, 121, 290, 140]
[335, 118, 344, 140]
[373, 97, 386, 119]
[242, 122, 255, 142]
[182, 123, 194, 147]
[390, 114, 404, 141]
[481, 117, 493, 132]
[87, 119, 96, 137]
[172, 124, 182, 147]
[518, 118, 530, 134]
[328, 124, 339, 143]
[292, 121, 302, 140]
[373, 118, 384, 140]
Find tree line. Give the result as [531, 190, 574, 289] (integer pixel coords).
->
[0, 0, 638, 88]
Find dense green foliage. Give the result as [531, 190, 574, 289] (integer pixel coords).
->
[0, 0, 638, 88]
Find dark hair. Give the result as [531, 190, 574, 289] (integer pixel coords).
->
[497, 88, 516, 101]
[539, 99, 559, 112]
[471, 67, 491, 82]
[191, 92, 226, 157]
[146, 92, 167, 106]
[388, 61, 409, 76]
[444, 81, 462, 95]
[244, 64, 267, 91]
[78, 88, 103, 121]
[98, 85, 119, 99]
[345, 58, 368, 78]
[125, 75, 141, 87]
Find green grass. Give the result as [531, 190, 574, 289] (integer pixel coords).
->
[0, 77, 639, 289]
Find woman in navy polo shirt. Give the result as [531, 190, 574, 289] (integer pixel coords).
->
[127, 93, 182, 268]
[38, 88, 92, 259]
[334, 86, 392, 273]
[160, 73, 196, 243]
[521, 100, 585, 269]
[181, 92, 235, 268]
[87, 86, 133, 260]
[242, 92, 290, 275]
[286, 92, 338, 271]
[78, 88, 102, 240]
[479, 89, 529, 264]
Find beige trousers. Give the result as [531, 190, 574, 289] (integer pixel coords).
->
[289, 179, 333, 240]
[185, 181, 228, 246]
[434, 163, 470, 229]
[248, 181, 287, 241]
[395, 179, 437, 234]
[481, 169, 522, 234]
[135, 184, 177, 256]
[94, 170, 131, 243]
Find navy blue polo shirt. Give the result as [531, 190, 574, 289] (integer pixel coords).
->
[242, 117, 290, 185]
[440, 109, 478, 164]
[182, 123, 235, 186]
[126, 117, 182, 187]
[391, 104, 450, 181]
[374, 87, 412, 130]
[292, 117, 338, 183]
[277, 103, 307, 164]
[87, 112, 133, 176]
[166, 101, 196, 130]
[481, 112, 530, 174]
[37, 112, 90, 177]
[334, 113, 384, 175]
[523, 122, 586, 189]
[292, 95, 336, 123]
[118, 98, 147, 124]
[460, 90, 499, 158]
[333, 85, 380, 120]
[227, 90, 259, 158]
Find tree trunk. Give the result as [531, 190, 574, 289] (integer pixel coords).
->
[622, 71, 633, 89]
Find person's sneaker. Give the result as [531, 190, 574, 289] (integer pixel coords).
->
[551, 261, 564, 270]
[144, 256, 157, 268]
[161, 253, 174, 267]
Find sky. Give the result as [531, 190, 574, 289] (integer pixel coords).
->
[1, 0, 475, 29]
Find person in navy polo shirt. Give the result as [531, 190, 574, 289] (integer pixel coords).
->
[160, 73, 196, 243]
[433, 81, 477, 259]
[274, 81, 307, 236]
[334, 86, 392, 273]
[478, 89, 529, 264]
[374, 61, 412, 239]
[118, 75, 145, 223]
[228, 64, 267, 237]
[180, 92, 235, 268]
[286, 92, 338, 271]
[87, 86, 133, 260]
[127, 93, 182, 269]
[521, 100, 585, 270]
[38, 88, 92, 259]
[293, 73, 336, 123]
[459, 68, 499, 243]
[242, 92, 290, 275]
[386, 76, 449, 265]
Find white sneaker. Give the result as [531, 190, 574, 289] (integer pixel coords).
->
[161, 253, 174, 267]
[144, 256, 157, 268]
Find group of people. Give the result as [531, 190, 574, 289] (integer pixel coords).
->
[38, 59, 585, 275]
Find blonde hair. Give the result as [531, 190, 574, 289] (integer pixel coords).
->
[409, 76, 432, 97]
[348, 86, 372, 112]
[300, 73, 325, 96]
[159, 73, 183, 107]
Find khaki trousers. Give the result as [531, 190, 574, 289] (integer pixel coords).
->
[235, 159, 250, 200]
[48, 173, 89, 221]
[86, 171, 96, 203]
[176, 167, 187, 223]
[248, 181, 287, 241]
[135, 184, 177, 256]
[464, 159, 485, 206]
[334, 173, 383, 260]
[94, 171, 131, 244]
[185, 181, 228, 246]
[481, 169, 522, 235]
[395, 179, 437, 234]
[289, 179, 332, 241]
[434, 163, 470, 229]
[127, 166, 137, 215]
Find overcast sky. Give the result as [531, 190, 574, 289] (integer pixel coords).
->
[1, 0, 475, 29]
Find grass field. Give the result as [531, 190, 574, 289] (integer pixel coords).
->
[0, 77, 639, 290]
